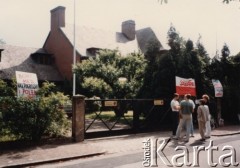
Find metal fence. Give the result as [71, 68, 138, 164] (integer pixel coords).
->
[84, 98, 171, 138]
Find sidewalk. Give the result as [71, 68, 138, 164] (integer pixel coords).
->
[0, 125, 240, 168]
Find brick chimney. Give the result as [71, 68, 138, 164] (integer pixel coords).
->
[50, 6, 65, 31]
[122, 20, 136, 40]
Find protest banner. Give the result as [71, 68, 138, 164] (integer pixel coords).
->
[16, 71, 39, 98]
[212, 79, 223, 97]
[176, 76, 196, 96]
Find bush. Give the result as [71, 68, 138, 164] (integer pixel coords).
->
[0, 80, 70, 141]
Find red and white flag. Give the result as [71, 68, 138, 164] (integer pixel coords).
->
[176, 76, 196, 96]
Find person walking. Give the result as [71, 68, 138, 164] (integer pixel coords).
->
[197, 99, 209, 141]
[174, 94, 193, 142]
[202, 94, 211, 138]
[170, 93, 180, 137]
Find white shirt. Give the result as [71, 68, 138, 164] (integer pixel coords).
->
[170, 99, 180, 112]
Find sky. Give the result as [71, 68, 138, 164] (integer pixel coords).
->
[1, 0, 240, 57]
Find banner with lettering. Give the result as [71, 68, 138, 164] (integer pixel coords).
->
[16, 71, 39, 98]
[176, 76, 196, 96]
[212, 79, 223, 97]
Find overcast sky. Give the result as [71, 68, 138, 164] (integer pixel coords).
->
[1, 0, 240, 57]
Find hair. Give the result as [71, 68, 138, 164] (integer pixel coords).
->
[174, 93, 179, 98]
[199, 99, 205, 105]
[185, 94, 191, 99]
[202, 94, 209, 102]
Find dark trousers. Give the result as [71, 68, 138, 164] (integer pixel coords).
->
[171, 112, 179, 136]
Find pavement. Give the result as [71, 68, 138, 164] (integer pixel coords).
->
[0, 125, 240, 168]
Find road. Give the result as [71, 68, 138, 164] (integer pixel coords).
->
[36, 134, 240, 168]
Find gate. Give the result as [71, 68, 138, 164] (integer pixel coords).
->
[84, 98, 171, 138]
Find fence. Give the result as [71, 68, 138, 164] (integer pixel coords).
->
[84, 98, 171, 138]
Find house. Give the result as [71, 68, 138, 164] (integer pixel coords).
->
[0, 44, 63, 83]
[0, 6, 166, 85]
[43, 6, 166, 81]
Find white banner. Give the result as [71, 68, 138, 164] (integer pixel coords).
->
[212, 79, 223, 97]
[16, 71, 39, 98]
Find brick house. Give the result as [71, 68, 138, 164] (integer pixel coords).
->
[0, 6, 166, 85]
[43, 6, 165, 81]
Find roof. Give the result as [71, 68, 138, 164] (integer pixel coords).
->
[136, 27, 165, 54]
[0, 45, 63, 81]
[60, 24, 165, 56]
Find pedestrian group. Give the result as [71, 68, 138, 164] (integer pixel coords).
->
[171, 93, 211, 142]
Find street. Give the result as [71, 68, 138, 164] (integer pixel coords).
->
[36, 134, 240, 168]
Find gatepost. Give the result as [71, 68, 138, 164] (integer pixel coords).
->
[72, 95, 85, 142]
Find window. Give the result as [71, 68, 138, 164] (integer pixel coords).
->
[86, 48, 100, 57]
[31, 53, 54, 65]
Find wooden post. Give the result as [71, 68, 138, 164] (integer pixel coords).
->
[72, 95, 85, 142]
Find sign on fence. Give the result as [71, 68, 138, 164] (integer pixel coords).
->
[16, 71, 39, 98]
[104, 101, 118, 107]
[154, 99, 164, 106]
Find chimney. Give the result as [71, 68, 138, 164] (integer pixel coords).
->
[0, 49, 3, 62]
[121, 20, 136, 40]
[50, 6, 65, 30]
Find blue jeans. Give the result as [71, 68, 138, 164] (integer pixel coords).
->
[183, 115, 194, 135]
[176, 114, 192, 140]
[190, 120, 194, 135]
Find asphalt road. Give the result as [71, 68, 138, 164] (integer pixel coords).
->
[37, 134, 240, 168]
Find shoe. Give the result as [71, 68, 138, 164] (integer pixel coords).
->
[172, 136, 179, 140]
[205, 136, 211, 139]
[200, 138, 205, 141]
[190, 134, 194, 137]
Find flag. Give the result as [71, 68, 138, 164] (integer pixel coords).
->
[212, 79, 223, 97]
[176, 76, 196, 96]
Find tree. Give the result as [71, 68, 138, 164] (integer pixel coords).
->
[206, 44, 240, 123]
[222, 0, 240, 3]
[167, 24, 184, 54]
[221, 43, 230, 60]
[74, 49, 147, 99]
[139, 25, 211, 99]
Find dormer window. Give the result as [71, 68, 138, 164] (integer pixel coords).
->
[0, 49, 3, 62]
[86, 48, 100, 57]
[31, 53, 54, 65]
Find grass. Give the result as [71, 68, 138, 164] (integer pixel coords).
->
[86, 110, 132, 119]
[85, 110, 145, 123]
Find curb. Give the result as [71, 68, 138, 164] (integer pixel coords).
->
[2, 152, 106, 168]
[211, 131, 240, 137]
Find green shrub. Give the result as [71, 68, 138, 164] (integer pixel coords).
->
[0, 80, 70, 141]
